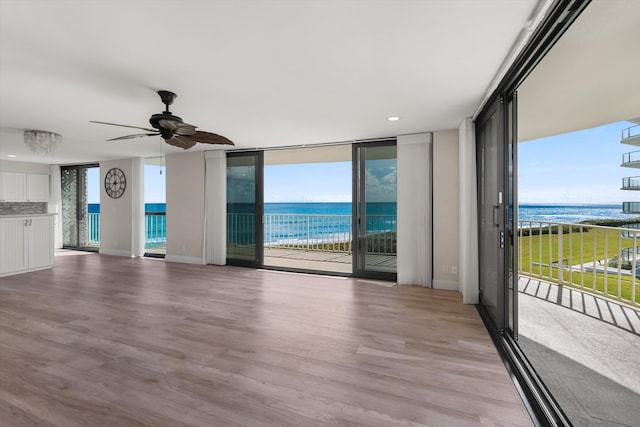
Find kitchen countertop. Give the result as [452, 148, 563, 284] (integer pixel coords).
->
[0, 213, 57, 218]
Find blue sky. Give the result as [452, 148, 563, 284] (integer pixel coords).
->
[87, 119, 635, 205]
[518, 120, 636, 204]
[265, 162, 352, 203]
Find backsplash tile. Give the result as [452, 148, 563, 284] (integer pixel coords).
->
[0, 202, 47, 215]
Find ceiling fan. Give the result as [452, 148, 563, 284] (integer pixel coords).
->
[91, 90, 234, 149]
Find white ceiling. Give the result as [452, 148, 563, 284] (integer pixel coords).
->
[518, 0, 640, 142]
[0, 0, 542, 165]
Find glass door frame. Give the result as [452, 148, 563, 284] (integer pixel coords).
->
[352, 139, 398, 281]
[474, 1, 589, 425]
[226, 151, 264, 268]
[476, 97, 506, 332]
[60, 163, 99, 252]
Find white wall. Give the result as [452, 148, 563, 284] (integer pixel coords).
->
[432, 129, 460, 290]
[166, 151, 206, 264]
[0, 159, 50, 174]
[99, 158, 144, 257]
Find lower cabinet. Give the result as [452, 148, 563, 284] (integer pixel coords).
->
[0, 216, 54, 277]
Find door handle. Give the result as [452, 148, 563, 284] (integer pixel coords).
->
[493, 205, 500, 227]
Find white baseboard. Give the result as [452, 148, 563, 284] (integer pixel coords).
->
[432, 279, 459, 291]
[165, 255, 205, 265]
[99, 249, 133, 257]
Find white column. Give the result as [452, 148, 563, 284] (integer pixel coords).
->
[459, 118, 479, 304]
[205, 151, 227, 265]
[397, 133, 432, 286]
[131, 158, 145, 257]
[48, 165, 63, 249]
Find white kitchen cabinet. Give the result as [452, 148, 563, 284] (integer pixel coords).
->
[0, 172, 50, 202]
[0, 172, 27, 201]
[0, 215, 54, 277]
[26, 173, 49, 202]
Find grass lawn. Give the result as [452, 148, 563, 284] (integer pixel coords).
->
[518, 226, 640, 304]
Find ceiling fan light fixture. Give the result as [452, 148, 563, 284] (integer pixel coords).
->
[24, 130, 62, 155]
[387, 116, 400, 121]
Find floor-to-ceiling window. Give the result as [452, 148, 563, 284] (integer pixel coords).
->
[475, 1, 639, 425]
[61, 164, 99, 250]
[353, 140, 397, 280]
[226, 151, 263, 267]
[226, 140, 397, 280]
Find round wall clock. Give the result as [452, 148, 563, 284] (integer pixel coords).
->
[104, 167, 126, 199]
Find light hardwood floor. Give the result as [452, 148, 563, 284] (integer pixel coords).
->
[0, 252, 532, 426]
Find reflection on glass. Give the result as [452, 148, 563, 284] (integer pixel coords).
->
[478, 109, 500, 323]
[357, 144, 397, 274]
[227, 155, 257, 262]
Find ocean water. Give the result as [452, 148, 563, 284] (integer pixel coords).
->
[89, 202, 628, 223]
[518, 204, 629, 224]
[87, 203, 633, 244]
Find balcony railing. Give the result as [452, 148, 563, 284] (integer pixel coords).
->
[623, 202, 640, 214]
[518, 221, 640, 307]
[622, 176, 640, 190]
[89, 212, 396, 255]
[621, 150, 640, 166]
[85, 212, 167, 249]
[145, 212, 166, 248]
[622, 124, 640, 140]
[88, 212, 100, 245]
[263, 214, 353, 252]
[621, 223, 640, 238]
[227, 213, 397, 255]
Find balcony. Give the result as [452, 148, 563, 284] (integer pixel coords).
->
[621, 150, 640, 168]
[621, 176, 640, 190]
[518, 220, 640, 425]
[623, 201, 640, 213]
[620, 124, 640, 146]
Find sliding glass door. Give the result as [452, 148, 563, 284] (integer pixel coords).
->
[61, 164, 100, 251]
[226, 151, 264, 267]
[353, 141, 397, 281]
[477, 99, 505, 328]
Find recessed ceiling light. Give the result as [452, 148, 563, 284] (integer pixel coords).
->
[387, 116, 400, 121]
[7, 155, 17, 158]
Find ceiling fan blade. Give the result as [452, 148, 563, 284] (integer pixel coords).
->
[107, 133, 159, 141]
[165, 135, 197, 149]
[90, 120, 157, 133]
[191, 130, 234, 145]
[158, 119, 196, 135]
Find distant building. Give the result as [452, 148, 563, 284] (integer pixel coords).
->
[620, 119, 640, 215]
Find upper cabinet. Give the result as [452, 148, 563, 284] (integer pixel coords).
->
[26, 173, 49, 202]
[0, 172, 49, 202]
[0, 172, 27, 201]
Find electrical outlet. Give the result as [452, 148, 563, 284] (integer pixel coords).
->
[451, 266, 458, 275]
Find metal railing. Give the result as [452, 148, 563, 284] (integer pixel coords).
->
[227, 213, 397, 254]
[623, 202, 640, 214]
[518, 221, 640, 307]
[88, 212, 100, 244]
[145, 212, 166, 247]
[622, 151, 640, 165]
[264, 214, 353, 252]
[86, 212, 397, 255]
[622, 124, 640, 140]
[622, 176, 640, 190]
[85, 212, 167, 248]
[621, 223, 640, 238]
